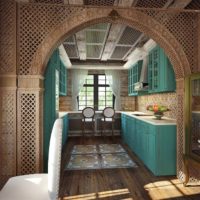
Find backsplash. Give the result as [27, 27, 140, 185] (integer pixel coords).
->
[136, 92, 178, 119]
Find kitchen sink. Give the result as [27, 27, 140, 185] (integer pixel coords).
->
[132, 113, 153, 116]
[131, 111, 153, 117]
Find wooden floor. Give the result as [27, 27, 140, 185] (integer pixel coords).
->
[59, 136, 200, 200]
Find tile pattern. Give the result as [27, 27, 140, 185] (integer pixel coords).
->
[101, 153, 137, 168]
[71, 145, 97, 154]
[66, 144, 137, 170]
[99, 144, 126, 153]
[67, 154, 100, 170]
[137, 92, 178, 119]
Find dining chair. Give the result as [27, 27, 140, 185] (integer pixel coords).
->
[0, 118, 63, 200]
[101, 107, 115, 137]
[82, 107, 95, 136]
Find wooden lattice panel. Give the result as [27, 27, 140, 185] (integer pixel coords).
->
[142, 9, 198, 74]
[15, 3, 200, 184]
[176, 93, 185, 181]
[18, 3, 83, 75]
[0, 90, 16, 189]
[31, 0, 64, 3]
[84, 0, 115, 6]
[0, 0, 16, 74]
[135, 0, 168, 8]
[17, 92, 37, 174]
[186, 0, 200, 10]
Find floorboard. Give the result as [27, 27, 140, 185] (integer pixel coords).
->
[59, 136, 200, 200]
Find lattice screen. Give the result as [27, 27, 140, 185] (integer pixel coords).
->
[17, 92, 37, 174]
[176, 93, 185, 181]
[18, 3, 83, 75]
[31, 0, 64, 3]
[0, 90, 16, 188]
[0, 0, 16, 74]
[135, 0, 168, 8]
[18, 5, 198, 76]
[186, 0, 200, 9]
[141, 9, 198, 73]
[84, 0, 115, 6]
[14, 2, 200, 184]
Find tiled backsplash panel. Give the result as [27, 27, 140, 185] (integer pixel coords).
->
[137, 92, 178, 119]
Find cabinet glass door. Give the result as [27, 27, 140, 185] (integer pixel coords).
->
[153, 48, 159, 91]
[190, 76, 200, 158]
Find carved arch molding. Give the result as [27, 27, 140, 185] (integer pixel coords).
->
[1, 1, 200, 186]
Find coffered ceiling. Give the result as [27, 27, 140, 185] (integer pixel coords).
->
[60, 0, 196, 67]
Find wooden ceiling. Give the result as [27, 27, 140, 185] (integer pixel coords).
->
[62, 0, 196, 64]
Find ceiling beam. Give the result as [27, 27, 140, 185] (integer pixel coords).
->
[124, 33, 145, 61]
[66, 0, 84, 5]
[169, 0, 192, 8]
[76, 30, 86, 60]
[117, 0, 136, 7]
[101, 24, 126, 61]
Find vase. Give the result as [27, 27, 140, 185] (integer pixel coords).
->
[154, 112, 164, 120]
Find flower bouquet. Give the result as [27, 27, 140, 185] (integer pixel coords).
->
[146, 104, 170, 120]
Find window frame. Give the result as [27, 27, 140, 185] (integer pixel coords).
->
[78, 74, 115, 111]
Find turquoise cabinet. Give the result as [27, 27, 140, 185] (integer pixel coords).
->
[44, 49, 68, 171]
[128, 60, 148, 96]
[61, 114, 69, 148]
[59, 60, 67, 96]
[121, 113, 176, 176]
[148, 45, 176, 93]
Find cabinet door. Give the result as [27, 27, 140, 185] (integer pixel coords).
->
[128, 69, 131, 95]
[59, 61, 67, 96]
[121, 114, 127, 143]
[126, 116, 134, 147]
[146, 125, 156, 174]
[148, 47, 160, 93]
[135, 120, 144, 158]
[148, 51, 153, 91]
[148, 46, 176, 93]
[152, 47, 160, 92]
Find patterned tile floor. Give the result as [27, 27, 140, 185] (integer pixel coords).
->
[66, 144, 137, 170]
[71, 145, 97, 154]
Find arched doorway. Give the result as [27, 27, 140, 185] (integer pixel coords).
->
[17, 6, 192, 181]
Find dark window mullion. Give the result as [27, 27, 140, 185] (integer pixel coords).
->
[94, 74, 98, 110]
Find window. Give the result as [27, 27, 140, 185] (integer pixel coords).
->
[78, 74, 114, 110]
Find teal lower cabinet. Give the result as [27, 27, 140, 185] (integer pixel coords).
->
[121, 113, 176, 176]
[61, 114, 69, 148]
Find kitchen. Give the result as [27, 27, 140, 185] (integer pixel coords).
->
[1, 1, 200, 199]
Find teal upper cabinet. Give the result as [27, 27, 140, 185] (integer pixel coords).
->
[44, 49, 67, 171]
[148, 45, 176, 93]
[59, 60, 67, 96]
[128, 60, 147, 96]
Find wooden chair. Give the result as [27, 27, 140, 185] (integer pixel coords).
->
[82, 107, 95, 136]
[101, 107, 115, 137]
[0, 119, 63, 200]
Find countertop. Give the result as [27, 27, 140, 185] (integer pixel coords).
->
[121, 111, 176, 125]
[59, 111, 177, 125]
